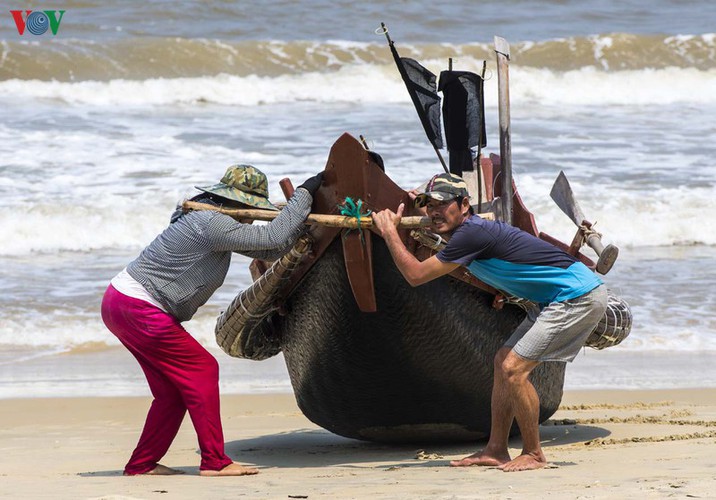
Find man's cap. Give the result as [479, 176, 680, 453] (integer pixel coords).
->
[196, 164, 278, 211]
[414, 173, 470, 207]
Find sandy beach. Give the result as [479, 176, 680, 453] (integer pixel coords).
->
[1, 388, 714, 499]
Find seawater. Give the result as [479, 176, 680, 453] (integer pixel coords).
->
[1, 0, 715, 397]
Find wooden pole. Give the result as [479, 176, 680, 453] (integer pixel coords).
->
[279, 178, 295, 200]
[494, 36, 513, 225]
[184, 200, 429, 228]
[182, 200, 493, 229]
[477, 60, 487, 211]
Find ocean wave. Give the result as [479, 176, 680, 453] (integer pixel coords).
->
[517, 178, 716, 249]
[0, 309, 223, 350]
[1, 179, 715, 257]
[1, 201, 169, 255]
[1, 64, 714, 107]
[1, 33, 715, 81]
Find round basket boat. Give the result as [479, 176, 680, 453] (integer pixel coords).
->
[237, 238, 568, 443]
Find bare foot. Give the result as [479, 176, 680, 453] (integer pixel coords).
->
[199, 462, 259, 477]
[499, 453, 547, 472]
[450, 451, 510, 467]
[125, 464, 185, 476]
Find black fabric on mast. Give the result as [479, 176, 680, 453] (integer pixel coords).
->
[389, 42, 443, 149]
[438, 70, 486, 175]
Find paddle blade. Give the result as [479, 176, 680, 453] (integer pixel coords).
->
[550, 171, 586, 226]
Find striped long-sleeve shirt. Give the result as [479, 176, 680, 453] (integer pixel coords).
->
[126, 188, 312, 322]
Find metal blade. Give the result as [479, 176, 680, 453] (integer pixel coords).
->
[550, 171, 586, 226]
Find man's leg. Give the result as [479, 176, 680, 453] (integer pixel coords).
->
[498, 350, 545, 472]
[450, 346, 515, 467]
[496, 285, 607, 471]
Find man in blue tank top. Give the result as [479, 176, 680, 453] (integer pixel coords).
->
[372, 172, 607, 472]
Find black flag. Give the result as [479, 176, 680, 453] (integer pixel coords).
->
[438, 70, 486, 175]
[388, 47, 443, 150]
[438, 70, 486, 150]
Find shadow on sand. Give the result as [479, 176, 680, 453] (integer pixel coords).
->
[222, 423, 611, 469]
[77, 423, 610, 476]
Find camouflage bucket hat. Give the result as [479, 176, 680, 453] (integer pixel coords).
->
[196, 164, 278, 211]
[414, 173, 470, 207]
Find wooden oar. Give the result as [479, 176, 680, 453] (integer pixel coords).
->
[182, 200, 494, 229]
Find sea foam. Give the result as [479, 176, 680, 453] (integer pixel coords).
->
[0, 65, 714, 107]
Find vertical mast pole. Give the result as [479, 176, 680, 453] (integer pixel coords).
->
[494, 36, 513, 225]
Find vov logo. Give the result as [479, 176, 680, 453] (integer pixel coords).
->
[10, 10, 66, 36]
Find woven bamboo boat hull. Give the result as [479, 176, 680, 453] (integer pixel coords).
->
[250, 237, 567, 443]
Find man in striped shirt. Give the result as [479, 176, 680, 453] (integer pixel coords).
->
[102, 164, 322, 477]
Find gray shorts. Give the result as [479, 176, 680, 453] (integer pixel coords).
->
[504, 285, 608, 363]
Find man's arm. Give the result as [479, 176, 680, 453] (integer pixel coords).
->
[372, 203, 459, 287]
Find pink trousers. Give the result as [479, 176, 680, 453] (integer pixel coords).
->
[101, 285, 233, 474]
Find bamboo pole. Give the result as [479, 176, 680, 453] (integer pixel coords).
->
[182, 201, 493, 228]
[183, 200, 428, 228]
